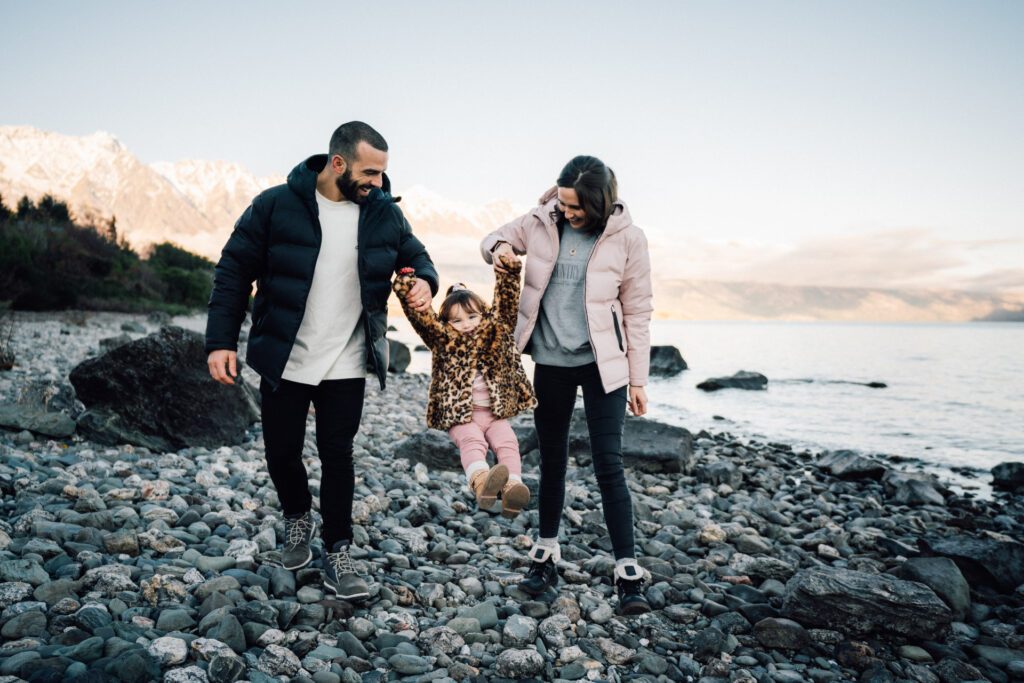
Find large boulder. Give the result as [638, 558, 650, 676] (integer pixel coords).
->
[992, 461, 1024, 491]
[897, 557, 970, 621]
[569, 410, 694, 473]
[387, 340, 411, 373]
[69, 326, 260, 451]
[781, 568, 952, 640]
[393, 429, 461, 471]
[817, 450, 887, 480]
[697, 370, 767, 392]
[883, 470, 947, 507]
[649, 346, 687, 377]
[919, 531, 1024, 593]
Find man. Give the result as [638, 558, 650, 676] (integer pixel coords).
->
[206, 121, 437, 601]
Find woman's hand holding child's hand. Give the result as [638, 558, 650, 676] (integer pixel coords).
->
[492, 244, 520, 273]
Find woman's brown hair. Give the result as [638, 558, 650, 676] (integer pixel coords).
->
[551, 155, 619, 232]
[438, 284, 487, 322]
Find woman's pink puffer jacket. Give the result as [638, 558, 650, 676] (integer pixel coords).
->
[481, 187, 653, 394]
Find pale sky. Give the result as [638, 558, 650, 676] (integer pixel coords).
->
[2, 1, 1022, 291]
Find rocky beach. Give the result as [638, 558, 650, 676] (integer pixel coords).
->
[0, 312, 1022, 683]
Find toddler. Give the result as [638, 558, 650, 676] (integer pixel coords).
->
[393, 256, 535, 516]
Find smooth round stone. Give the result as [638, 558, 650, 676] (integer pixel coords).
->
[297, 586, 323, 603]
[388, 654, 430, 674]
[898, 645, 933, 663]
[350, 617, 376, 640]
[1, 609, 47, 638]
[447, 617, 482, 635]
[195, 555, 236, 573]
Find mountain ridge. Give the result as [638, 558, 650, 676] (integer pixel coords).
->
[2, 125, 1021, 321]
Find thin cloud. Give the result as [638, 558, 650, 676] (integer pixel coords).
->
[653, 228, 1024, 293]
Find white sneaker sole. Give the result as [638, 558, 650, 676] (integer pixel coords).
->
[282, 548, 313, 571]
[325, 582, 370, 602]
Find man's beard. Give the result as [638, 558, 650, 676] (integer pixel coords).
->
[336, 169, 370, 204]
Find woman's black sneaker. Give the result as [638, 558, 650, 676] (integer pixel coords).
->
[615, 562, 651, 616]
[519, 543, 560, 596]
[520, 559, 559, 596]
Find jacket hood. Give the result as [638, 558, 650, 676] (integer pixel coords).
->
[287, 154, 395, 204]
[534, 185, 633, 237]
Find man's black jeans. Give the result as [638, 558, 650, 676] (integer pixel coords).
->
[533, 362, 635, 560]
[260, 377, 365, 549]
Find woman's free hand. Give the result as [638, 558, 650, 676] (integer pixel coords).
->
[492, 242, 519, 273]
[628, 385, 648, 416]
[405, 278, 433, 312]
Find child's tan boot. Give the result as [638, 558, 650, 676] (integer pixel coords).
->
[500, 479, 530, 519]
[469, 464, 509, 510]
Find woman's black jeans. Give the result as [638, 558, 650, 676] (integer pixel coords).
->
[260, 377, 365, 549]
[533, 362, 635, 560]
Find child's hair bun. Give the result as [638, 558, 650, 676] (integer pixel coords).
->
[445, 282, 468, 296]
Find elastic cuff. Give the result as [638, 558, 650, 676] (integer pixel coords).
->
[614, 559, 643, 581]
[528, 538, 561, 563]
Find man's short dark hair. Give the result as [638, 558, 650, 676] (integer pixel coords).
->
[329, 121, 388, 162]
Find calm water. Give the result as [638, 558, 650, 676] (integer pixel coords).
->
[395, 320, 1024, 484]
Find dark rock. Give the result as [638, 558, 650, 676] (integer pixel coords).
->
[781, 568, 952, 639]
[920, 531, 1024, 592]
[817, 450, 887, 480]
[753, 618, 811, 650]
[884, 470, 947, 507]
[835, 640, 878, 671]
[0, 404, 76, 438]
[897, 557, 970, 621]
[697, 370, 767, 391]
[209, 614, 246, 653]
[992, 462, 1024, 490]
[697, 460, 742, 488]
[208, 654, 247, 683]
[649, 346, 687, 376]
[693, 626, 727, 660]
[569, 410, 695, 473]
[106, 649, 160, 683]
[393, 429, 461, 471]
[1, 609, 47, 638]
[0, 559, 50, 585]
[387, 340, 411, 373]
[70, 326, 259, 450]
[99, 334, 133, 352]
[932, 657, 985, 683]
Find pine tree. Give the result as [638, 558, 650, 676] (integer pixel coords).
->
[16, 196, 34, 219]
[0, 193, 11, 223]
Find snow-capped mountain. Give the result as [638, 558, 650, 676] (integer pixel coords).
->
[0, 126, 517, 262]
[150, 159, 282, 239]
[3, 126, 1021, 320]
[0, 126, 282, 258]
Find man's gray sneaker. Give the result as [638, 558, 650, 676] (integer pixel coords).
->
[324, 540, 369, 602]
[281, 511, 316, 570]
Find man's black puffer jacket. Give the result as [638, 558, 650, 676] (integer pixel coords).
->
[205, 154, 438, 391]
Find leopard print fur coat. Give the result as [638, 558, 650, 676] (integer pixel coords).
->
[393, 261, 536, 431]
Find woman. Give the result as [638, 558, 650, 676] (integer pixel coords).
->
[480, 155, 654, 615]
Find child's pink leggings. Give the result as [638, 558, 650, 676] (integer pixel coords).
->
[448, 407, 522, 475]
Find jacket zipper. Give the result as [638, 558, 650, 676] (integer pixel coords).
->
[611, 306, 624, 352]
[521, 220, 560, 346]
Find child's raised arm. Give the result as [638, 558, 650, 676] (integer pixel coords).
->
[491, 254, 523, 330]
[393, 268, 450, 351]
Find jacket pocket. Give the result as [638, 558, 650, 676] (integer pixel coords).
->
[611, 306, 624, 352]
